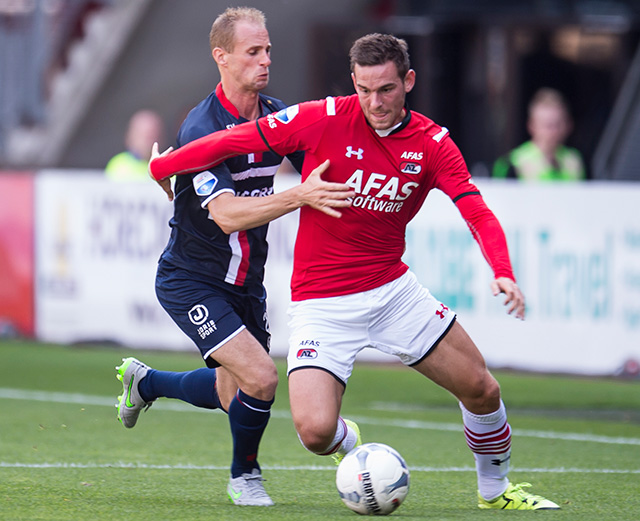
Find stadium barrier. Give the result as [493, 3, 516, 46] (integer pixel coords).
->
[2, 170, 638, 375]
[0, 172, 35, 337]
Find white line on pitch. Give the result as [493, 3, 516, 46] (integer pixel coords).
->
[0, 462, 638, 474]
[2, 387, 639, 446]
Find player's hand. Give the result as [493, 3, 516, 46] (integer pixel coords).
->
[149, 142, 174, 201]
[491, 277, 526, 320]
[300, 160, 355, 218]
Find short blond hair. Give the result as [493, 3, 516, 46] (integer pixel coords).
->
[209, 7, 266, 53]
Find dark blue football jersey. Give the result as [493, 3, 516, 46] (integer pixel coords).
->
[158, 83, 303, 287]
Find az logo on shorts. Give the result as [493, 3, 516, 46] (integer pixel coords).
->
[297, 349, 318, 359]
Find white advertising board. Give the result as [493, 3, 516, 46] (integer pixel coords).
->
[34, 171, 640, 374]
[404, 180, 640, 374]
[35, 171, 191, 350]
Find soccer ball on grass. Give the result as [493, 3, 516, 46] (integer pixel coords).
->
[336, 442, 410, 515]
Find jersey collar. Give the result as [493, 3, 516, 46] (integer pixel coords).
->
[373, 102, 412, 137]
[215, 82, 240, 119]
[215, 82, 275, 120]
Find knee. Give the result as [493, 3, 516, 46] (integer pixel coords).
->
[461, 371, 501, 414]
[241, 363, 278, 401]
[296, 418, 336, 454]
[258, 364, 279, 398]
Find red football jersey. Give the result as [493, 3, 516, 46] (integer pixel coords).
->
[151, 95, 515, 301]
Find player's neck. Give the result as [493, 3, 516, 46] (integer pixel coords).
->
[221, 82, 262, 121]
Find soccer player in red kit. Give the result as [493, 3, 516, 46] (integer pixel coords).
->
[150, 33, 560, 510]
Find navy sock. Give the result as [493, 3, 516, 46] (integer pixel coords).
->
[228, 389, 273, 478]
[138, 367, 221, 409]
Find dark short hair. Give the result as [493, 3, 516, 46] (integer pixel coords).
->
[349, 33, 410, 79]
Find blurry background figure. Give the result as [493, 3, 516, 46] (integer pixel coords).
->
[492, 88, 585, 181]
[105, 110, 165, 181]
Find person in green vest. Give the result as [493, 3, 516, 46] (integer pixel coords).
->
[493, 88, 585, 181]
[105, 110, 165, 181]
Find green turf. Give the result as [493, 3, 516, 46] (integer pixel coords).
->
[1, 339, 639, 520]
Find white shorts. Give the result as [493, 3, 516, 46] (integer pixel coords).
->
[286, 270, 456, 385]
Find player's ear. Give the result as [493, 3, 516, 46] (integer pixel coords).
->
[212, 47, 226, 66]
[404, 69, 416, 93]
[351, 72, 357, 92]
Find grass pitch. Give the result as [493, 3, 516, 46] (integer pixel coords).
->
[1, 339, 639, 520]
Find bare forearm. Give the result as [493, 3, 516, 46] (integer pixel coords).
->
[209, 186, 305, 234]
[211, 160, 354, 234]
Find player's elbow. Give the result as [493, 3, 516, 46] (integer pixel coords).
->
[220, 224, 240, 234]
[211, 213, 241, 235]
[209, 209, 243, 235]
[207, 194, 246, 234]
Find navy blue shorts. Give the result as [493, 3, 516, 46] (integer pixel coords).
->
[155, 261, 270, 368]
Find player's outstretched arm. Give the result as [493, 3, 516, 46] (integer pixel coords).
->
[452, 194, 524, 319]
[149, 121, 269, 181]
[491, 277, 526, 320]
[148, 142, 175, 201]
[208, 160, 354, 234]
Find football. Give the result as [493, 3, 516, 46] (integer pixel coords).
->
[336, 442, 410, 515]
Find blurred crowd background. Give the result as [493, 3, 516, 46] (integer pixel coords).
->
[1, 0, 640, 180]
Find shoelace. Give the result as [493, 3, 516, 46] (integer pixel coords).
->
[509, 483, 532, 497]
[508, 482, 546, 503]
[243, 474, 270, 498]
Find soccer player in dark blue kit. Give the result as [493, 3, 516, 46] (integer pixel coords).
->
[114, 7, 353, 506]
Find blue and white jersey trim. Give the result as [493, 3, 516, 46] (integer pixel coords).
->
[200, 187, 235, 210]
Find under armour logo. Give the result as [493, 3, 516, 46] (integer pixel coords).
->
[435, 303, 449, 319]
[491, 455, 511, 466]
[345, 146, 363, 159]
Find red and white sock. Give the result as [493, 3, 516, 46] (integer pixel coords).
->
[460, 400, 511, 501]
